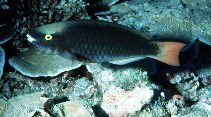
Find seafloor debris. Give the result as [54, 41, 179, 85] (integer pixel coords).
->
[96, 0, 211, 46]
[177, 101, 211, 116]
[27, 0, 90, 28]
[132, 89, 209, 117]
[101, 85, 153, 116]
[197, 67, 211, 86]
[68, 77, 98, 107]
[180, 0, 211, 13]
[0, 92, 95, 117]
[168, 70, 211, 102]
[52, 101, 94, 117]
[86, 63, 157, 116]
[9, 47, 82, 77]
[1, 71, 96, 99]
[86, 63, 150, 91]
[0, 92, 50, 117]
[0, 98, 7, 117]
[134, 98, 172, 117]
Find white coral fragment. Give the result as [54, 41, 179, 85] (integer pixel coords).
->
[101, 85, 153, 115]
[1, 92, 49, 117]
[53, 101, 92, 117]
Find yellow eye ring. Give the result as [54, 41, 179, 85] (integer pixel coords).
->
[45, 34, 52, 41]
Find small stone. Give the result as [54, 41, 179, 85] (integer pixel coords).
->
[53, 101, 93, 117]
[2, 92, 49, 117]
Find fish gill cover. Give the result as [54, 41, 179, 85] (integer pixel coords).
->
[0, 0, 211, 117]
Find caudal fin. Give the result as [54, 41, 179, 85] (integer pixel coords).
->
[153, 42, 186, 66]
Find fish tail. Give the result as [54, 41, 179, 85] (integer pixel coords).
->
[154, 42, 186, 66]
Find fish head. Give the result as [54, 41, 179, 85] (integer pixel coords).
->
[27, 22, 68, 54]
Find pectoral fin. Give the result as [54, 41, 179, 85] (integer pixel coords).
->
[62, 50, 92, 63]
[60, 50, 77, 60]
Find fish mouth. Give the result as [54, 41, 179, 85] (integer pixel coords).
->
[26, 34, 44, 49]
[26, 34, 36, 42]
[26, 34, 53, 53]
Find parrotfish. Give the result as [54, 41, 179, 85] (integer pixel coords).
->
[27, 20, 185, 66]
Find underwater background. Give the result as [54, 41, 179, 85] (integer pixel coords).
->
[0, 0, 211, 116]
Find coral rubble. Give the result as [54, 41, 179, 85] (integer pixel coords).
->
[101, 85, 153, 116]
[0, 92, 49, 117]
[96, 0, 211, 45]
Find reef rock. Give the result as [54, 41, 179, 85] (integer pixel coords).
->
[0, 92, 49, 117]
[27, 0, 90, 28]
[86, 61, 152, 90]
[68, 77, 98, 107]
[177, 102, 211, 117]
[96, 0, 211, 46]
[0, 98, 7, 117]
[52, 101, 93, 117]
[101, 85, 153, 116]
[86, 61, 154, 116]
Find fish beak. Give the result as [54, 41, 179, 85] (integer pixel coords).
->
[26, 34, 36, 42]
[26, 34, 48, 52]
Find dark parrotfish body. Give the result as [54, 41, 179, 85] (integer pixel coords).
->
[27, 20, 185, 66]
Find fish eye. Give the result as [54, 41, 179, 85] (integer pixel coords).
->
[45, 34, 52, 41]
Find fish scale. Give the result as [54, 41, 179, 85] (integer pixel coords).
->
[69, 27, 155, 62]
